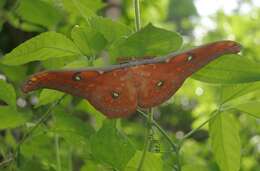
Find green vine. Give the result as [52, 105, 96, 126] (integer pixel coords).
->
[137, 108, 154, 171]
[134, 0, 141, 31]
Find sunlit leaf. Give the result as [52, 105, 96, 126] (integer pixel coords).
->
[220, 82, 260, 104]
[63, 59, 89, 69]
[109, 23, 182, 62]
[0, 80, 16, 109]
[71, 25, 107, 56]
[42, 55, 80, 70]
[90, 120, 136, 170]
[89, 16, 132, 44]
[0, 64, 27, 82]
[193, 55, 260, 84]
[233, 101, 260, 118]
[125, 151, 163, 171]
[0, 106, 29, 130]
[182, 164, 209, 171]
[1, 32, 81, 65]
[16, 0, 62, 29]
[35, 89, 64, 108]
[209, 112, 241, 171]
[62, 0, 104, 19]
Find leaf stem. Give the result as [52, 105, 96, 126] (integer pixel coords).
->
[181, 110, 219, 141]
[137, 108, 154, 171]
[19, 95, 66, 146]
[55, 134, 62, 171]
[68, 146, 73, 171]
[137, 109, 178, 151]
[10, 95, 66, 167]
[133, 0, 141, 31]
[137, 109, 181, 171]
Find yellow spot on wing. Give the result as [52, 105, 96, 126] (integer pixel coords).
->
[31, 77, 37, 81]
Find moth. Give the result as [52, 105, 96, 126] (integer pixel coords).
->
[22, 41, 242, 118]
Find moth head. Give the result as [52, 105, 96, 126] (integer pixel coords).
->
[21, 71, 48, 93]
[216, 40, 242, 54]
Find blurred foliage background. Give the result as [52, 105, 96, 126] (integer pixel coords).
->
[0, 0, 260, 171]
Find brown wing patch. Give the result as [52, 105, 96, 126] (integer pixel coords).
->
[86, 69, 138, 118]
[132, 63, 184, 108]
[22, 41, 242, 118]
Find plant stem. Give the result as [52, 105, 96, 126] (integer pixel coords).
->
[137, 108, 154, 171]
[55, 135, 62, 171]
[11, 95, 66, 166]
[133, 0, 141, 31]
[68, 146, 73, 171]
[181, 110, 219, 141]
[137, 109, 178, 151]
[137, 109, 181, 171]
[18, 95, 66, 146]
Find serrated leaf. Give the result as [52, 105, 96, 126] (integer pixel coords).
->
[0, 106, 29, 130]
[16, 0, 62, 29]
[209, 112, 241, 171]
[62, 0, 104, 19]
[125, 151, 163, 171]
[90, 120, 136, 170]
[71, 25, 107, 56]
[89, 17, 132, 44]
[35, 89, 64, 108]
[193, 55, 260, 84]
[109, 23, 182, 62]
[0, 80, 16, 109]
[233, 101, 260, 118]
[1, 32, 81, 65]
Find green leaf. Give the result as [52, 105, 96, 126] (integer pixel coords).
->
[35, 89, 64, 108]
[209, 112, 241, 171]
[63, 59, 89, 69]
[0, 80, 16, 109]
[193, 55, 260, 84]
[233, 101, 260, 118]
[90, 120, 136, 170]
[18, 158, 49, 171]
[125, 151, 163, 171]
[89, 17, 132, 44]
[62, 0, 104, 19]
[76, 100, 105, 130]
[0, 64, 27, 82]
[220, 82, 260, 104]
[16, 0, 62, 29]
[42, 55, 80, 70]
[52, 110, 95, 147]
[0, 0, 6, 8]
[71, 25, 107, 56]
[109, 23, 182, 62]
[1, 32, 81, 65]
[0, 106, 29, 130]
[182, 164, 209, 171]
[21, 131, 57, 166]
